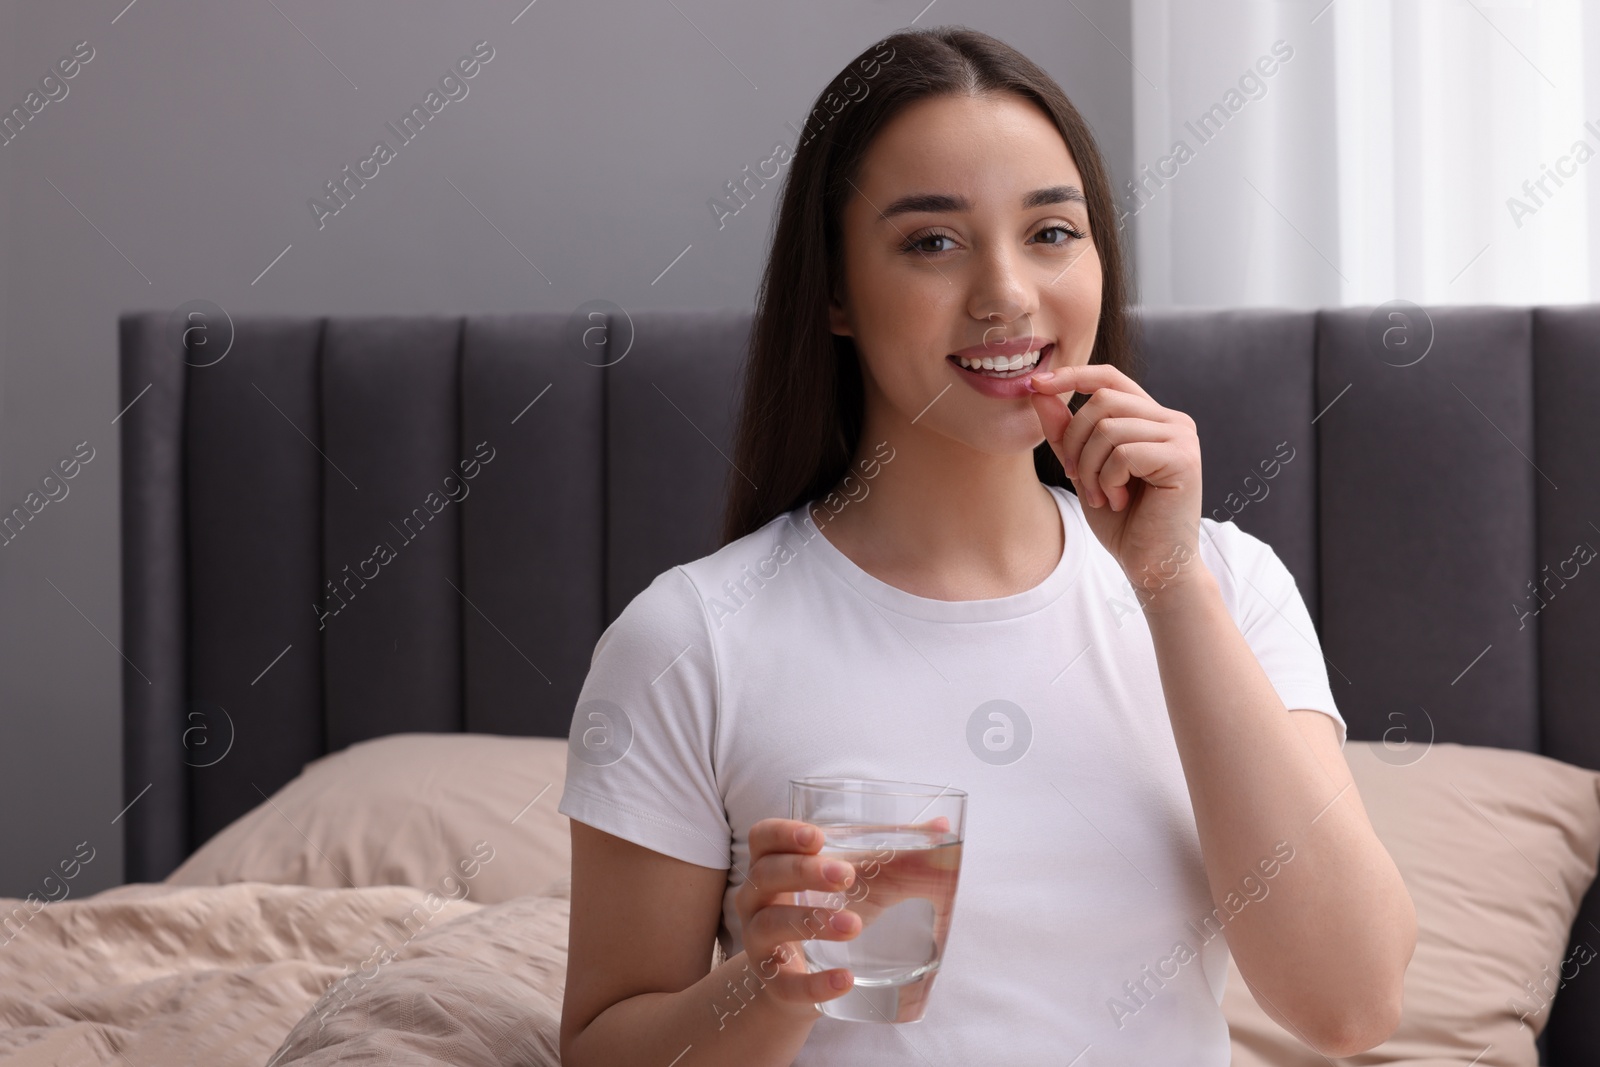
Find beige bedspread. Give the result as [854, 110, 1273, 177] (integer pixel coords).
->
[0, 878, 569, 1067]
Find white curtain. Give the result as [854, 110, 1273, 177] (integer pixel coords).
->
[1129, 0, 1600, 308]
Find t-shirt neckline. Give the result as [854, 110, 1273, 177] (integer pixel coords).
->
[797, 484, 1089, 623]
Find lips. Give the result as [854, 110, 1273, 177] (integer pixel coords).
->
[947, 341, 1054, 377]
[947, 342, 1056, 399]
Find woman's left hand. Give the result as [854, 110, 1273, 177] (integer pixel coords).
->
[1028, 363, 1206, 601]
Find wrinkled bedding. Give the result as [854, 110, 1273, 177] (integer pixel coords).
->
[0, 878, 569, 1067]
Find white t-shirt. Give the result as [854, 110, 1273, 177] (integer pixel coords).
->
[558, 483, 1345, 1065]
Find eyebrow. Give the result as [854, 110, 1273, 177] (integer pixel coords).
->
[877, 185, 1086, 221]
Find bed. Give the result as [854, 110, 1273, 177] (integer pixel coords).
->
[1, 303, 1594, 1065]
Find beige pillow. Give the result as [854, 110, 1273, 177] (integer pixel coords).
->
[1225, 741, 1600, 1066]
[165, 733, 572, 901]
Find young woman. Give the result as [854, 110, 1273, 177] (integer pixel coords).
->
[558, 26, 1415, 1066]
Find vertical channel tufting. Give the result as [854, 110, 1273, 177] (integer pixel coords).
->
[320, 317, 464, 751]
[1536, 303, 1600, 1067]
[184, 316, 326, 852]
[1315, 306, 1538, 749]
[1531, 305, 1600, 771]
[605, 309, 754, 620]
[460, 314, 606, 737]
[1135, 308, 1320, 616]
[118, 312, 189, 882]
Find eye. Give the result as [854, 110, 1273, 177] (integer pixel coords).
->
[899, 229, 958, 255]
[1033, 223, 1087, 245]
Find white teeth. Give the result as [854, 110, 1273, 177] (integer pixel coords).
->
[955, 348, 1043, 372]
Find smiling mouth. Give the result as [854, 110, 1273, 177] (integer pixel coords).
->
[947, 343, 1054, 378]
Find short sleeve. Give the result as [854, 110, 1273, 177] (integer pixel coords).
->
[1198, 519, 1348, 748]
[556, 565, 732, 868]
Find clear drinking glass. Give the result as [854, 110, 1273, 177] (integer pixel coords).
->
[789, 776, 967, 1024]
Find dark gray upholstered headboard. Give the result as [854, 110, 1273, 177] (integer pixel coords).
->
[120, 305, 1600, 1058]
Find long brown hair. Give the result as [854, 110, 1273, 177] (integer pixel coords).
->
[719, 25, 1141, 545]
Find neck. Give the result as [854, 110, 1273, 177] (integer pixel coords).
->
[816, 417, 1062, 590]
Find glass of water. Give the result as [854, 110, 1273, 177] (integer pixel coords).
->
[789, 776, 967, 1024]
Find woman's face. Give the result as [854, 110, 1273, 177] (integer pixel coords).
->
[829, 91, 1102, 456]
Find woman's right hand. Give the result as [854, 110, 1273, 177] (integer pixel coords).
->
[733, 817, 861, 1020]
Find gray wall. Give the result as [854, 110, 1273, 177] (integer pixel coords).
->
[0, 0, 1133, 896]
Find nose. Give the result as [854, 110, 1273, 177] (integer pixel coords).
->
[967, 244, 1035, 340]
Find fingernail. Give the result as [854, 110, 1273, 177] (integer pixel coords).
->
[824, 861, 852, 884]
[830, 970, 850, 989]
[1024, 377, 1037, 393]
[1062, 456, 1076, 477]
[799, 826, 818, 847]
[1031, 370, 1055, 382]
[830, 910, 855, 932]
